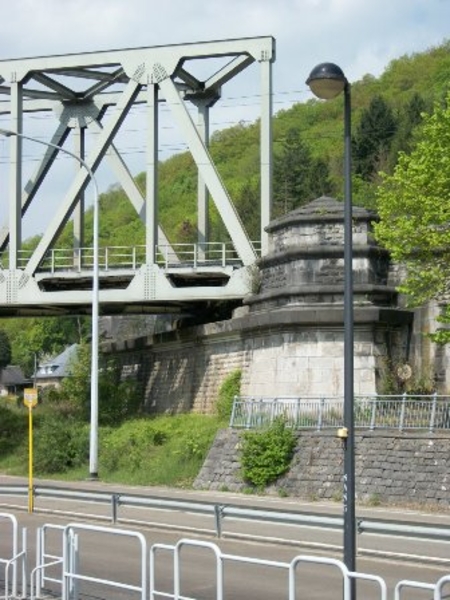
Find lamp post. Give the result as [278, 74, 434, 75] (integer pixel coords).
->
[305, 64, 356, 575]
[0, 127, 100, 479]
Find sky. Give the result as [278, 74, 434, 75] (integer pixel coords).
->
[1, 0, 450, 238]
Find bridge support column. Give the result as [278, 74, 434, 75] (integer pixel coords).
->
[260, 53, 273, 256]
[146, 82, 159, 266]
[73, 126, 86, 268]
[8, 80, 23, 270]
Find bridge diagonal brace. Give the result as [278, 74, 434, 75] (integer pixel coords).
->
[31, 72, 78, 101]
[0, 121, 71, 252]
[204, 54, 255, 92]
[156, 68, 256, 265]
[88, 119, 177, 257]
[25, 79, 142, 276]
[83, 68, 126, 101]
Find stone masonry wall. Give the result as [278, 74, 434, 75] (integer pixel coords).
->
[106, 312, 403, 414]
[107, 326, 251, 414]
[194, 429, 450, 508]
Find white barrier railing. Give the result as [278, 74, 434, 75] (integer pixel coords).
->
[395, 579, 435, 600]
[31, 523, 79, 600]
[0, 514, 449, 600]
[62, 522, 147, 600]
[0, 512, 27, 600]
[151, 538, 389, 600]
[435, 575, 450, 600]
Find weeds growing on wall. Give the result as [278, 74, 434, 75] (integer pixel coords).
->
[216, 369, 242, 422]
[378, 358, 436, 395]
[240, 416, 296, 488]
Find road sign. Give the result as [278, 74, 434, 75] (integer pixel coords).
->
[23, 388, 38, 408]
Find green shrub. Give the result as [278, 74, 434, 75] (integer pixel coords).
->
[216, 370, 241, 421]
[0, 405, 27, 455]
[240, 417, 296, 488]
[33, 416, 89, 474]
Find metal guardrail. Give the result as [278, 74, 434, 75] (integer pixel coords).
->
[230, 394, 450, 432]
[1, 484, 450, 549]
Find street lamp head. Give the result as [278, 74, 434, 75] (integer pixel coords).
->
[306, 62, 347, 100]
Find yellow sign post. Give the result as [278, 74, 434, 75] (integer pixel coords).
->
[24, 388, 38, 513]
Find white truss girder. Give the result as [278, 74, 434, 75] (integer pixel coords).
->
[0, 36, 275, 316]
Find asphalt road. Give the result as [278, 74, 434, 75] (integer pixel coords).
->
[1, 475, 450, 599]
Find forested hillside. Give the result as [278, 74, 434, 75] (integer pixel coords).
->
[2, 39, 450, 371]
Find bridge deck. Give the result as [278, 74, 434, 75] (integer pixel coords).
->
[0, 242, 255, 317]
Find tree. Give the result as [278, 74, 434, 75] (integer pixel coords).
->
[59, 342, 141, 425]
[353, 95, 397, 180]
[1, 316, 88, 376]
[374, 94, 450, 343]
[0, 330, 12, 370]
[273, 128, 331, 217]
[388, 93, 429, 164]
[237, 180, 260, 241]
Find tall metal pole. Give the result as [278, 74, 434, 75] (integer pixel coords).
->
[342, 82, 356, 574]
[305, 64, 356, 587]
[0, 127, 100, 479]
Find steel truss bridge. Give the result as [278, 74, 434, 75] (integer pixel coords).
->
[0, 36, 274, 316]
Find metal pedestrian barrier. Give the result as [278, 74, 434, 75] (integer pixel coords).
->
[62, 522, 147, 600]
[1, 513, 450, 600]
[30, 524, 79, 600]
[395, 575, 450, 600]
[0, 512, 27, 600]
[151, 538, 389, 600]
[289, 555, 387, 600]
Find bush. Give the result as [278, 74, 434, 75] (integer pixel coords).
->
[240, 417, 296, 488]
[0, 404, 27, 455]
[33, 416, 89, 474]
[216, 370, 241, 421]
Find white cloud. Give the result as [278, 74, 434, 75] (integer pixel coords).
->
[2, 0, 449, 85]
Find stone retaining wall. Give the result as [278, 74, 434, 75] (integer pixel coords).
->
[194, 429, 450, 508]
[105, 308, 407, 414]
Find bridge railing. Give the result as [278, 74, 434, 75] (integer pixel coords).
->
[0, 241, 261, 273]
[12, 247, 147, 272]
[230, 394, 450, 432]
[156, 241, 244, 268]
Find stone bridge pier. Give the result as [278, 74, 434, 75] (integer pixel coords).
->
[241, 195, 412, 397]
[105, 196, 414, 412]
